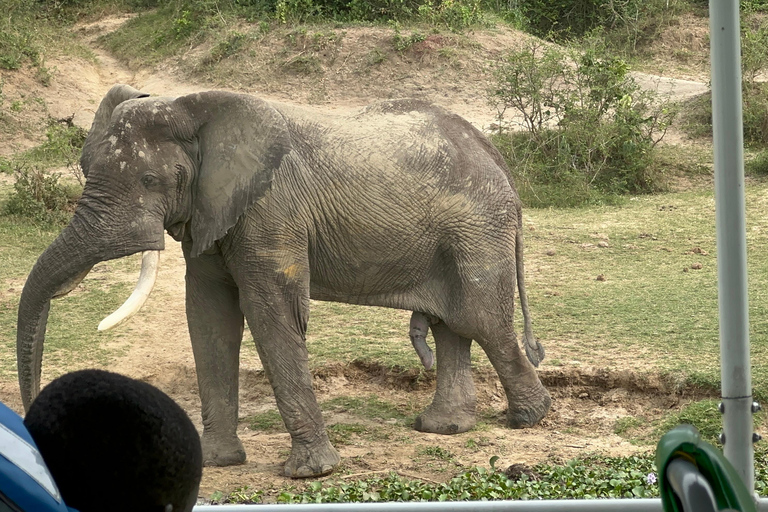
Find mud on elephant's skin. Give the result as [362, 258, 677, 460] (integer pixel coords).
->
[16, 84, 550, 479]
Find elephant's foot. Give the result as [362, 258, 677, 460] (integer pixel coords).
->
[202, 433, 246, 467]
[414, 404, 476, 434]
[284, 436, 340, 478]
[506, 387, 551, 428]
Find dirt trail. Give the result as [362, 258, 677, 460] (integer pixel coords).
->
[1, 16, 718, 500]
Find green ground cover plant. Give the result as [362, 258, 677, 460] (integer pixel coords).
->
[214, 446, 768, 503]
[273, 455, 662, 502]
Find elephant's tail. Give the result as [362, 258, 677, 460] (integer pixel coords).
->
[516, 202, 544, 367]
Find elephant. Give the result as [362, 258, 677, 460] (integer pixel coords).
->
[16, 84, 551, 479]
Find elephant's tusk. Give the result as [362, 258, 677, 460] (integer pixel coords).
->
[97, 250, 160, 331]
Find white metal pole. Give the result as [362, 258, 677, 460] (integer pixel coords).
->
[709, 0, 755, 492]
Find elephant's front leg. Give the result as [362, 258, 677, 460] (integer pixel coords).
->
[234, 254, 340, 478]
[183, 241, 246, 467]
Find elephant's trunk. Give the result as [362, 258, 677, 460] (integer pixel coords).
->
[16, 217, 105, 411]
[16, 197, 165, 411]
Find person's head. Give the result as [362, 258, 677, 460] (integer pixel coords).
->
[23, 369, 202, 512]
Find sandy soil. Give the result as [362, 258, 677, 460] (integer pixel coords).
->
[0, 15, 718, 501]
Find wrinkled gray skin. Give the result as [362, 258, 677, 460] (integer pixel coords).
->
[16, 85, 549, 479]
[410, 312, 438, 370]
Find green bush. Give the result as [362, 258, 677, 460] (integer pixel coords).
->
[3, 166, 80, 225]
[23, 122, 87, 169]
[488, 40, 676, 208]
[747, 150, 768, 176]
[0, 0, 40, 70]
[683, 20, 768, 146]
[418, 0, 484, 31]
[741, 21, 768, 83]
[742, 82, 768, 147]
[514, 0, 679, 44]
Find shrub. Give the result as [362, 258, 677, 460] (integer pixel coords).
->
[417, 0, 484, 31]
[514, 0, 679, 44]
[3, 166, 80, 225]
[747, 150, 768, 176]
[683, 20, 768, 146]
[24, 121, 87, 168]
[488, 40, 676, 207]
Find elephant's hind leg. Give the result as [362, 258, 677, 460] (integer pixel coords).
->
[414, 322, 476, 434]
[474, 328, 551, 428]
[234, 253, 339, 478]
[183, 241, 246, 467]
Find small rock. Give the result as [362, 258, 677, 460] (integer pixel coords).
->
[597, 241, 609, 248]
[596, 274, 606, 281]
[691, 263, 703, 270]
[683, 267, 689, 272]
[578, 392, 589, 399]
[546, 249, 556, 256]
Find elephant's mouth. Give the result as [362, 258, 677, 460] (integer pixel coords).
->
[98, 250, 161, 331]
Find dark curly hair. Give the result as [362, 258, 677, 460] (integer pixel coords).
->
[23, 369, 202, 512]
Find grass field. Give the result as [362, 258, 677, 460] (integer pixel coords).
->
[5, 180, 768, 391]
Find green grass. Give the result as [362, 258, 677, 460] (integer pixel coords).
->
[615, 398, 768, 447]
[327, 423, 392, 445]
[519, 183, 768, 399]
[99, 5, 219, 68]
[321, 395, 418, 425]
[245, 409, 285, 432]
[239, 181, 768, 402]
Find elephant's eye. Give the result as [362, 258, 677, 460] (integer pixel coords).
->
[141, 174, 160, 189]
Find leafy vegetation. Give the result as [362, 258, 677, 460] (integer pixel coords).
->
[489, 39, 676, 207]
[1, 120, 85, 226]
[3, 166, 80, 225]
[682, 15, 768, 151]
[515, 0, 683, 48]
[271, 455, 660, 503]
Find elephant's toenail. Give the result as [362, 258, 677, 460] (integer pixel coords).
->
[296, 466, 313, 478]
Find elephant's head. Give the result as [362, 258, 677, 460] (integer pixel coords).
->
[17, 85, 292, 410]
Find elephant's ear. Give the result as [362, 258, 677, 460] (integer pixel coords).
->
[80, 84, 150, 176]
[178, 92, 293, 258]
